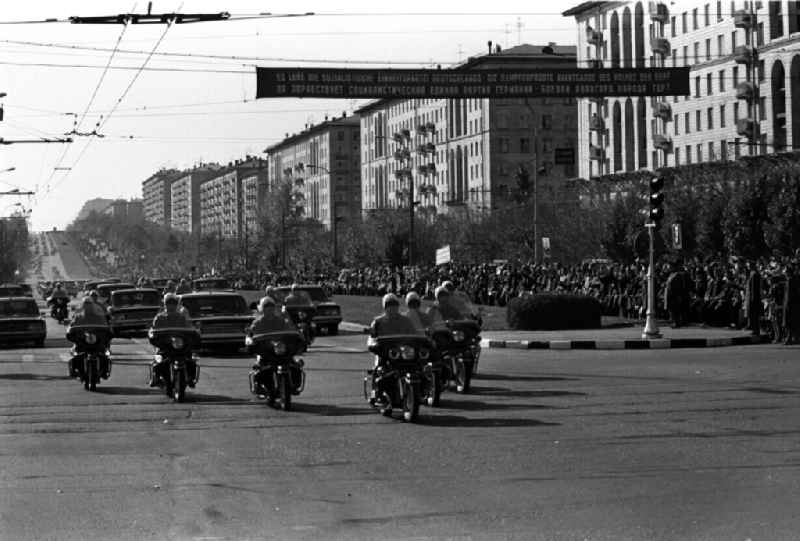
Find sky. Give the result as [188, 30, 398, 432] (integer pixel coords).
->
[0, 0, 578, 230]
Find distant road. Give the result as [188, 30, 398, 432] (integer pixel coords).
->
[33, 231, 93, 282]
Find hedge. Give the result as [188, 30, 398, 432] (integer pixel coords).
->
[506, 293, 602, 330]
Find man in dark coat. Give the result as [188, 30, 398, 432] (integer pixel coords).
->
[745, 260, 762, 336]
[783, 264, 800, 345]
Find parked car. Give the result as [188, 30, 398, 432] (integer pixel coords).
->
[95, 283, 136, 306]
[108, 288, 162, 338]
[0, 297, 46, 347]
[179, 292, 254, 351]
[273, 285, 342, 335]
[192, 277, 232, 292]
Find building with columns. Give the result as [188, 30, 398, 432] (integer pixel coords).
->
[265, 114, 361, 230]
[356, 43, 578, 216]
[564, 0, 800, 179]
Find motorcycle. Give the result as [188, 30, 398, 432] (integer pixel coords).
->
[282, 297, 316, 349]
[147, 327, 201, 402]
[50, 297, 69, 324]
[246, 331, 306, 411]
[431, 319, 482, 393]
[364, 334, 433, 422]
[66, 325, 112, 392]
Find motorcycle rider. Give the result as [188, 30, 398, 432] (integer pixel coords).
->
[283, 283, 306, 306]
[47, 282, 70, 319]
[175, 278, 192, 295]
[67, 297, 111, 378]
[247, 296, 300, 397]
[442, 280, 481, 323]
[148, 293, 196, 387]
[404, 291, 431, 332]
[427, 286, 464, 327]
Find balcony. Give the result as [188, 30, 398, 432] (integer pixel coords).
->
[735, 81, 756, 101]
[651, 37, 671, 57]
[416, 142, 436, 155]
[652, 134, 673, 152]
[649, 1, 669, 23]
[586, 26, 603, 46]
[589, 115, 606, 131]
[733, 9, 755, 29]
[587, 59, 603, 69]
[653, 102, 672, 121]
[733, 45, 754, 65]
[737, 118, 755, 138]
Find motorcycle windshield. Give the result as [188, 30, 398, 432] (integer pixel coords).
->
[282, 291, 314, 307]
[451, 291, 477, 319]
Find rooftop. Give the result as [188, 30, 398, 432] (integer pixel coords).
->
[264, 114, 360, 154]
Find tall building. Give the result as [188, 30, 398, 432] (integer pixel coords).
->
[356, 43, 578, 215]
[199, 170, 240, 239]
[235, 157, 269, 238]
[170, 164, 226, 234]
[563, 1, 800, 179]
[103, 199, 144, 223]
[142, 169, 181, 226]
[265, 114, 361, 229]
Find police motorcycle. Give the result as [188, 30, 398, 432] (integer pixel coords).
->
[280, 291, 316, 348]
[147, 327, 201, 402]
[49, 297, 70, 324]
[364, 333, 434, 422]
[246, 330, 306, 411]
[430, 318, 482, 394]
[66, 324, 112, 391]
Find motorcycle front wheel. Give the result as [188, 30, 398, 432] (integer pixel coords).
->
[455, 360, 473, 394]
[85, 356, 96, 391]
[278, 373, 292, 411]
[403, 382, 419, 422]
[172, 368, 185, 402]
[426, 373, 441, 407]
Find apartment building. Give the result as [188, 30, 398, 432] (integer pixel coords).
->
[199, 170, 240, 239]
[356, 43, 578, 215]
[142, 169, 182, 226]
[564, 0, 800, 178]
[265, 115, 361, 230]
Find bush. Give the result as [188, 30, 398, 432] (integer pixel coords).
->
[506, 293, 602, 330]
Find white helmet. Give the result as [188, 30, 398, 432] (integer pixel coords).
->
[382, 293, 400, 308]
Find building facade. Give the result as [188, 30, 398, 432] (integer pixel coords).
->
[142, 169, 180, 226]
[564, 0, 800, 179]
[199, 170, 240, 239]
[356, 44, 578, 215]
[266, 115, 361, 230]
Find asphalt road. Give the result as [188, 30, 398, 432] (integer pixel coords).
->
[1, 313, 799, 541]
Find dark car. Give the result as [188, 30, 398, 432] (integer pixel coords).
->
[273, 285, 342, 335]
[179, 292, 254, 351]
[108, 288, 162, 337]
[0, 284, 26, 298]
[0, 297, 46, 347]
[17, 284, 33, 297]
[95, 283, 136, 306]
[192, 277, 232, 292]
[82, 278, 121, 296]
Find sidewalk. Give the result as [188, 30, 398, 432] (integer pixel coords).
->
[482, 325, 768, 350]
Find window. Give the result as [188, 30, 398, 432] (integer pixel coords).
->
[734, 137, 741, 158]
[707, 73, 713, 94]
[697, 143, 704, 162]
[757, 22, 764, 45]
[686, 145, 692, 164]
[731, 31, 737, 50]
[718, 34, 725, 56]
[542, 138, 553, 152]
[695, 76, 701, 97]
[694, 42, 700, 64]
[706, 38, 712, 60]
[709, 141, 716, 160]
[721, 139, 728, 160]
[696, 110, 702, 131]
[675, 146, 681, 165]
[733, 66, 739, 86]
[717, 1, 723, 22]
[719, 69, 726, 92]
[672, 49, 678, 66]
[704, 3, 710, 26]
[734, 102, 740, 121]
[671, 16, 676, 37]
[707, 107, 714, 129]
[682, 12, 688, 33]
[499, 138, 510, 153]
[520, 138, 531, 153]
[758, 59, 765, 82]
[542, 114, 553, 129]
[683, 45, 689, 67]
[760, 97, 767, 120]
[685, 112, 691, 133]
[720, 104, 726, 127]
[693, 8, 698, 30]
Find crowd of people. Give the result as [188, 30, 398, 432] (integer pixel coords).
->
[68, 227, 800, 344]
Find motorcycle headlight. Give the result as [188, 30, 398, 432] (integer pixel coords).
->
[85, 331, 97, 345]
[170, 336, 185, 349]
[387, 347, 400, 360]
[400, 345, 416, 360]
[245, 335, 253, 347]
[452, 330, 465, 342]
[418, 348, 430, 360]
[297, 311, 307, 320]
[272, 340, 287, 356]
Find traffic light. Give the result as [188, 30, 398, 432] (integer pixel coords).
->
[649, 176, 665, 224]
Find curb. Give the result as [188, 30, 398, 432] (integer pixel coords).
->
[481, 335, 769, 350]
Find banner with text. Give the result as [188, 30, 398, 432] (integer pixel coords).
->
[256, 67, 690, 99]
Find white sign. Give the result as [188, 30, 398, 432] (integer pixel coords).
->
[542, 237, 551, 250]
[435, 245, 451, 265]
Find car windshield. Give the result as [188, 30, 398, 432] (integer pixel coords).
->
[0, 300, 39, 316]
[0, 287, 24, 297]
[181, 296, 247, 317]
[112, 291, 161, 307]
[299, 287, 327, 302]
[276, 290, 314, 305]
[195, 279, 230, 290]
